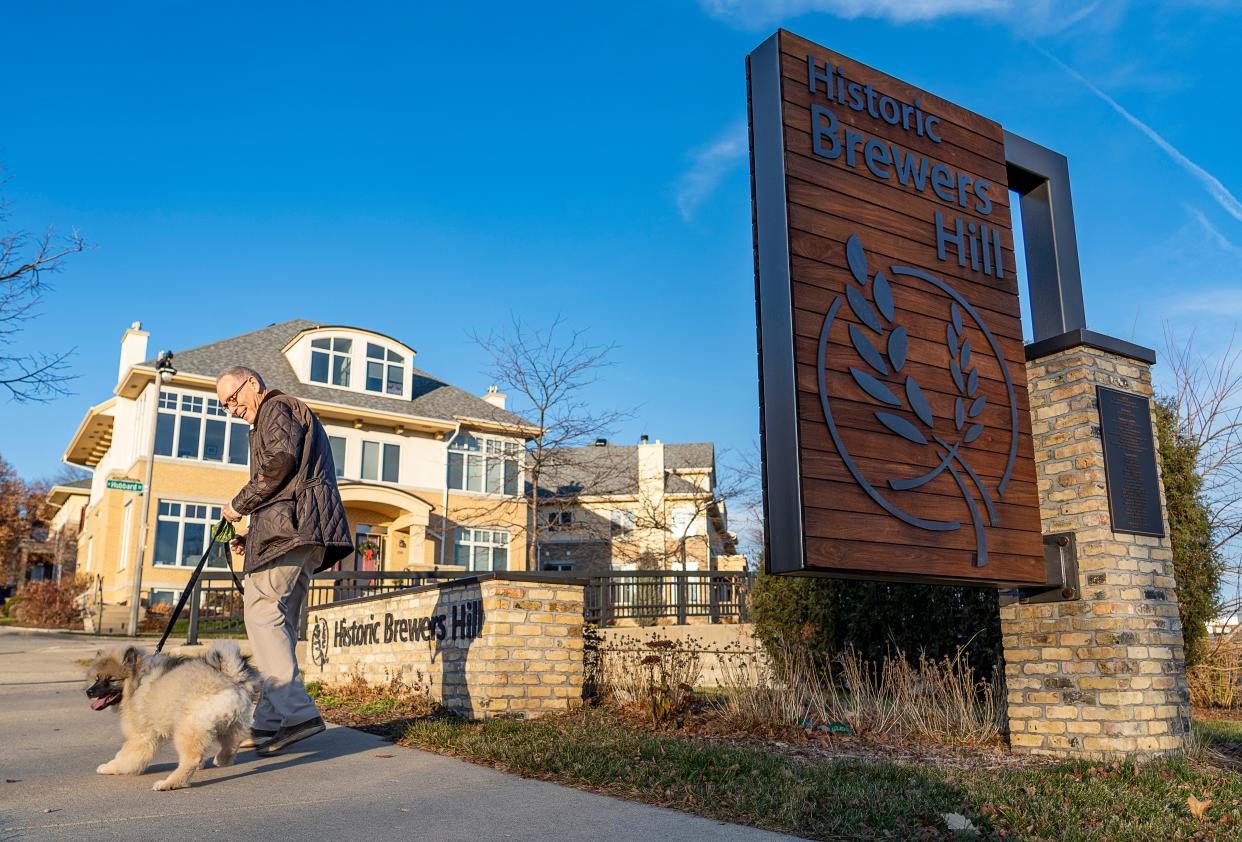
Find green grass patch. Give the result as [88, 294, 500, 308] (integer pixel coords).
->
[395, 709, 1242, 841]
[1196, 717, 1242, 746]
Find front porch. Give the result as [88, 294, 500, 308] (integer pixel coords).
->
[338, 480, 465, 574]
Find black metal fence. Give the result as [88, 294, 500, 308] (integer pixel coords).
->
[582, 571, 752, 626]
[183, 569, 753, 645]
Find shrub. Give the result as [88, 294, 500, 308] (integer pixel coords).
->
[1153, 398, 1223, 668]
[750, 570, 1003, 680]
[12, 575, 90, 628]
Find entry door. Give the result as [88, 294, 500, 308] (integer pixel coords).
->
[355, 528, 385, 571]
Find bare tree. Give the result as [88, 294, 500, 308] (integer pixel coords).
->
[472, 316, 630, 567]
[0, 174, 86, 402]
[0, 452, 49, 587]
[1164, 327, 1242, 554]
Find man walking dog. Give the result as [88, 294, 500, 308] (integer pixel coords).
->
[216, 366, 353, 754]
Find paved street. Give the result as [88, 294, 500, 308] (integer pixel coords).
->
[0, 628, 803, 841]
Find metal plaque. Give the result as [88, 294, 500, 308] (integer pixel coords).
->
[1097, 386, 1165, 537]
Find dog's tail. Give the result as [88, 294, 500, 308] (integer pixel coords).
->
[203, 640, 260, 693]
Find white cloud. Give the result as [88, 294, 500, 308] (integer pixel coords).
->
[1167, 288, 1242, 318]
[1184, 205, 1242, 263]
[674, 124, 748, 222]
[699, 0, 1103, 32]
[1037, 48, 1242, 224]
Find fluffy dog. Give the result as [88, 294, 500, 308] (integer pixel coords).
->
[85, 641, 259, 790]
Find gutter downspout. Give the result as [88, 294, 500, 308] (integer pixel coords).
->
[438, 421, 462, 568]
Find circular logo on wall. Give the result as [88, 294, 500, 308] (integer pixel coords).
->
[310, 616, 330, 667]
[816, 235, 1021, 567]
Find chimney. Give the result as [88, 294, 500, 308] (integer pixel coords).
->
[118, 321, 149, 385]
[481, 385, 506, 409]
[638, 437, 664, 501]
[640, 434, 649, 444]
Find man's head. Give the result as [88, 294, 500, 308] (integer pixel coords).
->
[216, 366, 267, 423]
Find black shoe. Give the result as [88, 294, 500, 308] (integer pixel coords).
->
[256, 716, 325, 755]
[238, 728, 277, 749]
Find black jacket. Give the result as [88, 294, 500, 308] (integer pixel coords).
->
[231, 390, 353, 574]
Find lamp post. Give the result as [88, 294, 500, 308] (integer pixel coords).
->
[127, 350, 176, 638]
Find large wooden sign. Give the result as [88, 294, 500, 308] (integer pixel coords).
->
[749, 30, 1046, 586]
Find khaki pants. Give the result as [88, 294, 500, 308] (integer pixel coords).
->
[243, 544, 322, 730]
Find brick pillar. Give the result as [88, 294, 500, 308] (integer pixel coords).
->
[1000, 345, 1191, 758]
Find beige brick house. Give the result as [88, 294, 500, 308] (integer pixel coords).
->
[534, 437, 746, 575]
[63, 320, 538, 609]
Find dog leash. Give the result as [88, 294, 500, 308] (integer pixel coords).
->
[154, 518, 245, 654]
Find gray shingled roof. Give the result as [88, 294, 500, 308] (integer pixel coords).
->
[536, 442, 715, 497]
[144, 319, 530, 429]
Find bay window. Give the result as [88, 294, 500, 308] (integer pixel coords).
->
[154, 390, 248, 466]
[448, 433, 520, 495]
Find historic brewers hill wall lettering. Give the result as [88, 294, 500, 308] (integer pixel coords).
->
[749, 30, 1046, 585]
[328, 600, 484, 649]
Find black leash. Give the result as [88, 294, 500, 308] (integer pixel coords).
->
[154, 518, 245, 654]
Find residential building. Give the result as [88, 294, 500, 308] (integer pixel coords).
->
[2, 478, 90, 588]
[63, 320, 537, 609]
[535, 437, 746, 575]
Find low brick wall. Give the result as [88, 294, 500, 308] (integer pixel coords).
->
[597, 623, 765, 688]
[303, 574, 586, 719]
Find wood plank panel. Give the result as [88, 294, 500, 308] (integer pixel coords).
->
[751, 30, 1046, 584]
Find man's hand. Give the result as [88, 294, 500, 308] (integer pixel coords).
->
[222, 503, 242, 523]
[230, 537, 246, 556]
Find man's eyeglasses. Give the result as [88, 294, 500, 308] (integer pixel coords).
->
[222, 378, 249, 409]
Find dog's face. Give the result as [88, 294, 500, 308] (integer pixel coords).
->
[85, 647, 141, 711]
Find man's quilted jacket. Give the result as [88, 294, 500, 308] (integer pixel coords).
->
[231, 390, 354, 574]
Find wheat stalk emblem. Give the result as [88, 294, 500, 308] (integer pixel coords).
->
[841, 235, 997, 566]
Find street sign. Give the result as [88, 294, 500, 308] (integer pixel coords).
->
[749, 30, 1046, 586]
[106, 479, 143, 493]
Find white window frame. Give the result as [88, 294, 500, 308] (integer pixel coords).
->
[364, 342, 406, 397]
[453, 528, 510, 572]
[669, 505, 701, 538]
[152, 500, 228, 569]
[610, 509, 635, 538]
[153, 389, 249, 467]
[309, 336, 353, 387]
[360, 440, 400, 483]
[147, 588, 181, 608]
[328, 435, 347, 479]
[447, 433, 520, 496]
[542, 561, 574, 573]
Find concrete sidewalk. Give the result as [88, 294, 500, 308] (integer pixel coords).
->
[0, 628, 804, 842]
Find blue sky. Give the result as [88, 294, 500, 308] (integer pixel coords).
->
[2, 0, 1241, 500]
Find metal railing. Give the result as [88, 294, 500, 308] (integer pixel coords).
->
[181, 569, 753, 644]
[583, 571, 752, 626]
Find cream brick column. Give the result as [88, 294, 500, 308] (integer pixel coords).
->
[1000, 345, 1191, 759]
[303, 574, 585, 719]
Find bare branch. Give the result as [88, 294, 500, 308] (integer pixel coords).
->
[0, 174, 86, 403]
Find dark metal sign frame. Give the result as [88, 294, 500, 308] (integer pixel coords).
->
[749, 29, 1139, 586]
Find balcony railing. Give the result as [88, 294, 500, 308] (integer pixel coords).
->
[181, 569, 753, 644]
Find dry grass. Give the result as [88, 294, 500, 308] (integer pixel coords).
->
[594, 635, 703, 725]
[1189, 630, 1242, 709]
[306, 668, 440, 737]
[712, 639, 1002, 745]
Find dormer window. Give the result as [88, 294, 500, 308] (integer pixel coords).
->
[310, 337, 352, 387]
[365, 343, 404, 396]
